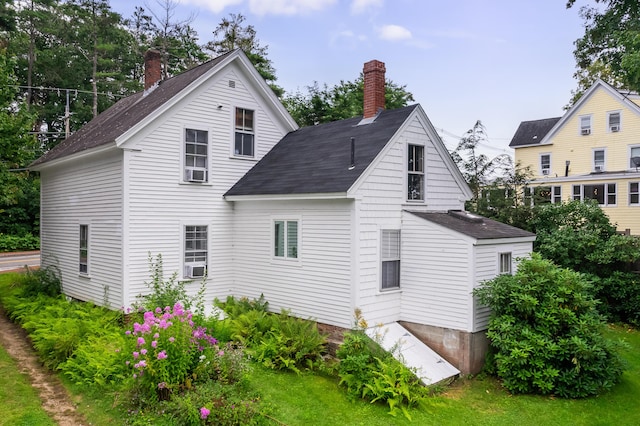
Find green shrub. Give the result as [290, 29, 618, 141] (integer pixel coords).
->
[596, 271, 640, 326]
[17, 265, 61, 297]
[474, 254, 626, 397]
[0, 233, 39, 252]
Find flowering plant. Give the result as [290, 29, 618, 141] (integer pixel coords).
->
[124, 303, 218, 400]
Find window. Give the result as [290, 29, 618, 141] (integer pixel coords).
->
[630, 146, 640, 169]
[79, 225, 88, 274]
[184, 129, 208, 182]
[407, 144, 424, 201]
[499, 252, 512, 275]
[608, 111, 621, 132]
[184, 225, 207, 278]
[540, 154, 551, 175]
[381, 230, 400, 290]
[593, 149, 605, 172]
[234, 108, 255, 157]
[580, 115, 592, 135]
[630, 182, 639, 205]
[274, 220, 298, 259]
[572, 183, 616, 205]
[552, 186, 562, 203]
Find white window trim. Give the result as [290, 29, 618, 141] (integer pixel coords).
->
[629, 144, 640, 170]
[629, 182, 640, 206]
[406, 143, 425, 203]
[539, 153, 551, 176]
[592, 148, 606, 172]
[572, 183, 617, 206]
[552, 185, 562, 204]
[231, 105, 258, 160]
[498, 252, 512, 275]
[607, 110, 622, 133]
[79, 223, 90, 277]
[181, 223, 209, 280]
[380, 229, 401, 291]
[181, 125, 212, 185]
[271, 216, 301, 263]
[579, 114, 592, 135]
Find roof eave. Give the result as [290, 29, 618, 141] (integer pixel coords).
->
[475, 236, 536, 245]
[29, 143, 118, 171]
[224, 192, 352, 201]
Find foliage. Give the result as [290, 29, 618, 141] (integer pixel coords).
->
[16, 264, 60, 297]
[596, 271, 640, 327]
[567, 0, 640, 97]
[282, 77, 414, 126]
[450, 120, 511, 209]
[474, 254, 625, 397]
[0, 232, 39, 251]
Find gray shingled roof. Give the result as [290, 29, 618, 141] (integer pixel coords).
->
[30, 51, 235, 167]
[508, 117, 561, 148]
[408, 210, 535, 240]
[225, 105, 418, 196]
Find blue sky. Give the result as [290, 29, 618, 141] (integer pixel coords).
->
[111, 0, 589, 157]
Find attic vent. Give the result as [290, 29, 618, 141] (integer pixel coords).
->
[448, 210, 484, 224]
[229, 80, 236, 88]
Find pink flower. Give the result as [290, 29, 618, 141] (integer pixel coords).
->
[158, 382, 167, 389]
[153, 333, 159, 339]
[125, 330, 131, 335]
[151, 340, 158, 348]
[132, 351, 139, 359]
[218, 350, 225, 356]
[157, 351, 167, 360]
[200, 407, 210, 419]
[155, 307, 162, 314]
[169, 337, 175, 343]
[137, 337, 145, 346]
[141, 349, 147, 355]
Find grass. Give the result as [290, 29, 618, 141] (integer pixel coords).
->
[1, 272, 639, 425]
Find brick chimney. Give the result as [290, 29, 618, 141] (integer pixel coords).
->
[144, 49, 162, 90]
[363, 59, 386, 118]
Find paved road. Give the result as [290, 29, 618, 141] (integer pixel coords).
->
[0, 251, 41, 273]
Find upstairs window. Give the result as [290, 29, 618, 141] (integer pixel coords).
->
[608, 111, 621, 132]
[381, 230, 400, 290]
[274, 220, 298, 259]
[184, 225, 207, 279]
[630, 182, 639, 205]
[540, 153, 551, 176]
[580, 115, 591, 135]
[234, 108, 255, 157]
[593, 149, 605, 172]
[79, 224, 89, 274]
[630, 146, 640, 169]
[407, 144, 424, 201]
[499, 252, 512, 275]
[184, 129, 208, 183]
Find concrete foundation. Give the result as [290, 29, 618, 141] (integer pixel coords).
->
[399, 321, 489, 375]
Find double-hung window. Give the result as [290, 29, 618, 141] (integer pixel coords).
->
[580, 115, 591, 135]
[381, 230, 400, 290]
[407, 144, 424, 201]
[274, 220, 298, 259]
[540, 154, 551, 175]
[593, 149, 605, 172]
[608, 111, 621, 132]
[184, 129, 208, 182]
[79, 224, 89, 274]
[499, 252, 512, 275]
[630, 182, 639, 205]
[184, 225, 207, 278]
[630, 146, 640, 169]
[234, 108, 255, 157]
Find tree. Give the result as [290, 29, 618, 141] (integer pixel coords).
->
[567, 0, 640, 100]
[450, 120, 510, 209]
[474, 254, 625, 398]
[205, 13, 282, 97]
[282, 77, 414, 126]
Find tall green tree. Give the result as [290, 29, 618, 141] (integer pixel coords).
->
[450, 120, 510, 209]
[282, 77, 414, 126]
[567, 0, 640, 100]
[205, 13, 283, 97]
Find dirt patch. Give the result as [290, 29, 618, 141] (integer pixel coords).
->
[0, 306, 87, 426]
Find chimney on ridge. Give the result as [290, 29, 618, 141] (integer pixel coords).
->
[144, 49, 162, 91]
[363, 59, 386, 119]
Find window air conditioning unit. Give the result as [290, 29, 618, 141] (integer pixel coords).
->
[184, 263, 206, 278]
[186, 168, 207, 182]
[610, 125, 620, 132]
[581, 128, 591, 135]
[595, 165, 603, 172]
[542, 169, 550, 175]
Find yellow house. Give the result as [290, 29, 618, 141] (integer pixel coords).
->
[510, 79, 640, 235]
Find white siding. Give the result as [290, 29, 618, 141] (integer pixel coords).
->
[231, 199, 354, 327]
[39, 150, 123, 308]
[353, 114, 467, 325]
[400, 212, 474, 331]
[123, 64, 292, 308]
[472, 242, 532, 331]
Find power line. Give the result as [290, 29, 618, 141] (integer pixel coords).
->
[14, 85, 128, 99]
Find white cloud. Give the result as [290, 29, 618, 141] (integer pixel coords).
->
[350, 0, 383, 15]
[330, 30, 368, 49]
[248, 0, 337, 16]
[378, 24, 412, 41]
[182, 0, 244, 14]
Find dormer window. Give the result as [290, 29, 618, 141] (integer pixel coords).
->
[608, 111, 621, 132]
[234, 108, 255, 157]
[580, 115, 591, 135]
